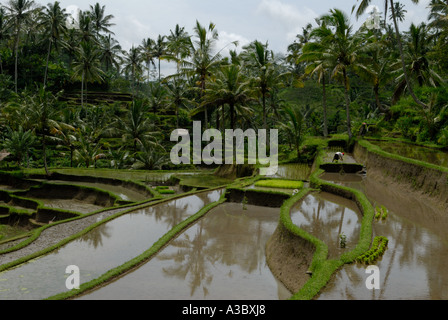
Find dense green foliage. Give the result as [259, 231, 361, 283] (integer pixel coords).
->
[0, 1, 446, 173]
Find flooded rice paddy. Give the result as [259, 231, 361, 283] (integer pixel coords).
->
[268, 163, 312, 181]
[0, 190, 222, 300]
[317, 172, 448, 299]
[290, 192, 362, 260]
[2, 139, 447, 300]
[79, 203, 291, 300]
[370, 140, 448, 168]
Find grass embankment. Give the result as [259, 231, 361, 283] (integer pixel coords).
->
[357, 139, 448, 174]
[276, 137, 375, 300]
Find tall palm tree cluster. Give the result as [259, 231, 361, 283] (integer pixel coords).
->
[289, 0, 448, 142]
[0, 0, 447, 172]
[0, 1, 293, 171]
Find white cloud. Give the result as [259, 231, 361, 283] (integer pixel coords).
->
[115, 15, 153, 50]
[256, 0, 318, 43]
[216, 31, 251, 55]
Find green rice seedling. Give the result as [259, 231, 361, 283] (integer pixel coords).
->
[157, 189, 175, 194]
[381, 205, 388, 220]
[356, 236, 389, 265]
[254, 179, 304, 189]
[374, 206, 381, 220]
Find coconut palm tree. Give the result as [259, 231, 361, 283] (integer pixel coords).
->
[122, 45, 143, 96]
[73, 128, 105, 168]
[279, 105, 308, 161]
[132, 139, 168, 170]
[112, 99, 158, 160]
[166, 24, 191, 74]
[243, 40, 289, 130]
[140, 37, 156, 83]
[392, 22, 444, 103]
[98, 34, 122, 74]
[72, 41, 104, 110]
[38, 1, 68, 87]
[3, 126, 35, 167]
[19, 87, 62, 175]
[89, 2, 115, 37]
[244, 41, 272, 130]
[4, 0, 37, 92]
[314, 9, 376, 139]
[153, 34, 167, 81]
[147, 81, 168, 115]
[353, 0, 429, 110]
[200, 64, 255, 130]
[181, 21, 234, 129]
[164, 77, 191, 128]
[299, 21, 334, 137]
[428, 0, 448, 31]
[0, 8, 10, 74]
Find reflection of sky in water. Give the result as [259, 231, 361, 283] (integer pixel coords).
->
[79, 203, 291, 300]
[0, 190, 222, 300]
[290, 193, 362, 259]
[268, 164, 311, 180]
[318, 172, 448, 300]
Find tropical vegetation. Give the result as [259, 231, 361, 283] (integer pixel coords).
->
[0, 0, 447, 174]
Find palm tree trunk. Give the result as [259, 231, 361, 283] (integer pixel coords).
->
[221, 104, 225, 132]
[262, 92, 267, 130]
[44, 40, 52, 88]
[230, 102, 235, 130]
[176, 103, 179, 128]
[343, 68, 353, 139]
[201, 78, 208, 130]
[14, 22, 21, 93]
[322, 72, 328, 137]
[215, 105, 219, 129]
[389, 0, 428, 110]
[42, 134, 49, 176]
[158, 58, 161, 82]
[81, 71, 84, 111]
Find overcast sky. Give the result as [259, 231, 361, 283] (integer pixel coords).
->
[34, 0, 432, 75]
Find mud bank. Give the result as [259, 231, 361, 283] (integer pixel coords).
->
[266, 217, 315, 294]
[354, 140, 448, 211]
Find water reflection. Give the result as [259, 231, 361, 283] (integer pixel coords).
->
[79, 203, 291, 300]
[290, 193, 362, 259]
[269, 164, 312, 181]
[0, 190, 222, 300]
[318, 172, 448, 300]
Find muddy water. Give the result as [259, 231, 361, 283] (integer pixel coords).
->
[268, 164, 311, 181]
[79, 203, 292, 300]
[290, 192, 362, 259]
[317, 172, 448, 300]
[0, 190, 222, 300]
[370, 140, 448, 168]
